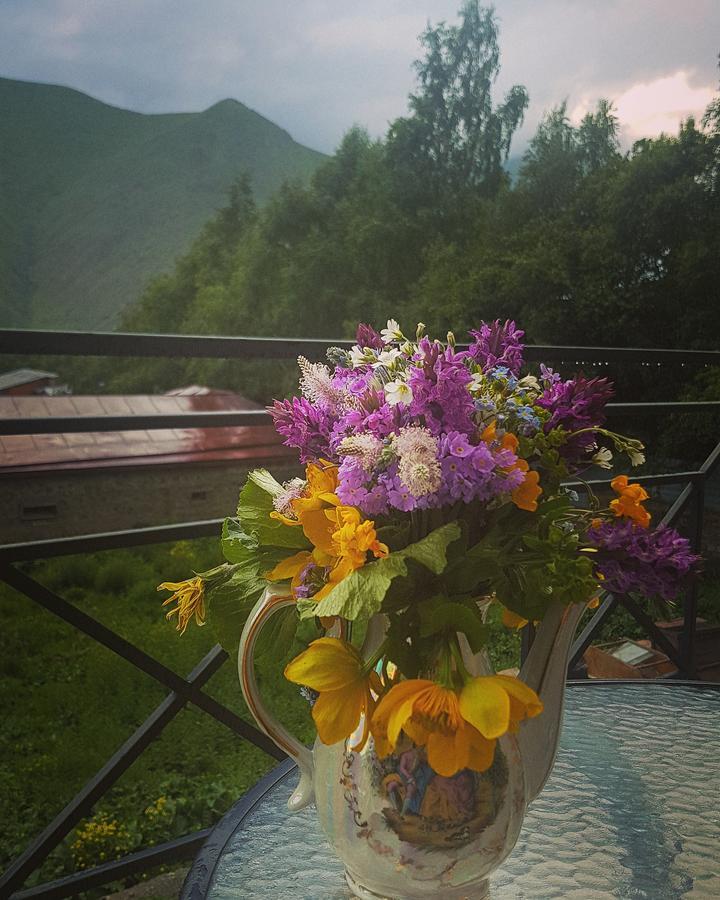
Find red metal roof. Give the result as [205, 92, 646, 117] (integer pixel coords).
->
[0, 393, 294, 474]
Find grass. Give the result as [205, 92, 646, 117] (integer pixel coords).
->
[0, 539, 313, 893]
[2, 534, 716, 894]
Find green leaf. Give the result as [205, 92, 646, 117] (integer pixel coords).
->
[311, 522, 461, 621]
[254, 605, 297, 665]
[221, 517, 258, 564]
[222, 518, 292, 573]
[419, 600, 488, 653]
[401, 522, 462, 573]
[308, 554, 408, 620]
[443, 542, 501, 594]
[236, 475, 309, 550]
[206, 568, 266, 658]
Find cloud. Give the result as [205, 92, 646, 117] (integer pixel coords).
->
[571, 71, 716, 145]
[0, 0, 717, 154]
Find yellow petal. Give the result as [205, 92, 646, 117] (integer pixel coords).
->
[501, 607, 528, 630]
[312, 682, 366, 745]
[459, 677, 511, 739]
[300, 508, 336, 554]
[265, 551, 311, 581]
[466, 727, 496, 772]
[269, 510, 301, 526]
[494, 675, 543, 721]
[427, 728, 468, 777]
[284, 638, 362, 691]
[372, 680, 425, 746]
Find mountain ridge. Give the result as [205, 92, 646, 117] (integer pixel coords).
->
[0, 77, 326, 329]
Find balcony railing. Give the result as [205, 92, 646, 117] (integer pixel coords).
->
[1, 328, 719, 898]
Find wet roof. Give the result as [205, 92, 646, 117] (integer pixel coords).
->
[0, 392, 293, 474]
[0, 368, 58, 392]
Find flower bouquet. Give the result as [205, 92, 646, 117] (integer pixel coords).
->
[161, 320, 699, 898]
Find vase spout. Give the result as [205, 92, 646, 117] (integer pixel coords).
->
[517, 600, 586, 803]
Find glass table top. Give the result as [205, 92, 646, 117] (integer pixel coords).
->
[205, 684, 720, 899]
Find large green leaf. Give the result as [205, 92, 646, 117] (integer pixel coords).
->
[221, 517, 293, 571]
[311, 522, 461, 621]
[235, 472, 309, 550]
[402, 522, 462, 574]
[419, 600, 488, 653]
[308, 554, 408, 620]
[254, 604, 298, 665]
[206, 568, 267, 658]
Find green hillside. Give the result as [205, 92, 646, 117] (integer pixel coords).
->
[0, 77, 325, 329]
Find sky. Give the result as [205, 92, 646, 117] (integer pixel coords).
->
[2, 0, 718, 155]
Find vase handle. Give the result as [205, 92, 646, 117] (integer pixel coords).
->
[239, 588, 315, 811]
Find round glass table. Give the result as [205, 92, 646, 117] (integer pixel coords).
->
[183, 682, 720, 899]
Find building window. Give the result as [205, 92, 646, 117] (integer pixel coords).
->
[21, 503, 58, 521]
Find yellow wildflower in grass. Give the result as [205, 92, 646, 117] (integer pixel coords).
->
[610, 474, 651, 528]
[158, 575, 206, 634]
[285, 637, 381, 749]
[371, 674, 543, 778]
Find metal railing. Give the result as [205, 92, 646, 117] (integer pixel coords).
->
[1, 328, 718, 898]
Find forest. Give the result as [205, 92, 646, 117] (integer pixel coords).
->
[107, 4, 720, 406]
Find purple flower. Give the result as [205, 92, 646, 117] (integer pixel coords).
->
[468, 320, 524, 375]
[445, 431, 474, 458]
[268, 397, 334, 464]
[331, 366, 372, 396]
[388, 485, 417, 512]
[587, 520, 700, 601]
[356, 323, 384, 350]
[408, 339, 475, 435]
[537, 374, 614, 467]
[293, 560, 330, 600]
[540, 364, 561, 388]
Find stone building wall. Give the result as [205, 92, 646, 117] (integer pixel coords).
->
[1, 460, 300, 544]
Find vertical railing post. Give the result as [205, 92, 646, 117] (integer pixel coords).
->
[680, 478, 705, 678]
[520, 621, 536, 666]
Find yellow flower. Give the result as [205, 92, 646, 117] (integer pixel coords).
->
[270, 461, 340, 527]
[284, 637, 380, 749]
[371, 674, 543, 778]
[501, 606, 529, 630]
[312, 506, 389, 600]
[459, 674, 543, 737]
[610, 474, 651, 528]
[267, 502, 388, 602]
[371, 680, 496, 777]
[158, 576, 206, 634]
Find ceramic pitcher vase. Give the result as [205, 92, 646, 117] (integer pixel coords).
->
[239, 591, 584, 900]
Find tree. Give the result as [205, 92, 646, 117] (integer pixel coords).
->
[387, 2, 528, 210]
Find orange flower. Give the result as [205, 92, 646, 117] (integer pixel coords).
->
[511, 459, 543, 512]
[371, 675, 543, 777]
[481, 422, 541, 511]
[610, 474, 650, 528]
[371, 680, 496, 777]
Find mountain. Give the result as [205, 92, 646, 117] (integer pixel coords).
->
[0, 77, 326, 330]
